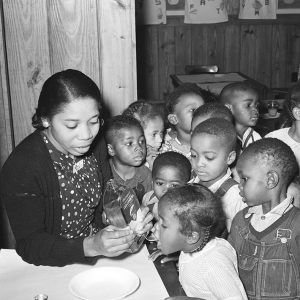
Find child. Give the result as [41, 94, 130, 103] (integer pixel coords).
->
[191, 101, 233, 132]
[220, 81, 261, 154]
[228, 138, 300, 299]
[157, 184, 247, 299]
[161, 83, 211, 159]
[123, 101, 164, 169]
[142, 151, 191, 220]
[105, 115, 152, 202]
[265, 82, 300, 168]
[190, 118, 246, 231]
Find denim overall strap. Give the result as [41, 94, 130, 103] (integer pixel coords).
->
[277, 208, 300, 297]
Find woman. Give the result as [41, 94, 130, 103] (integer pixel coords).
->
[0, 69, 152, 266]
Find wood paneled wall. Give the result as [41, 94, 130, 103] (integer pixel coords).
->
[0, 0, 137, 167]
[136, 17, 300, 102]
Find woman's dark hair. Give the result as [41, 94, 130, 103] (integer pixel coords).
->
[32, 69, 102, 129]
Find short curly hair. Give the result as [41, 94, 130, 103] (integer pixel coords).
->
[122, 101, 163, 128]
[152, 151, 191, 182]
[165, 83, 216, 115]
[192, 101, 233, 124]
[192, 118, 237, 152]
[238, 138, 298, 185]
[104, 115, 143, 145]
[160, 184, 225, 238]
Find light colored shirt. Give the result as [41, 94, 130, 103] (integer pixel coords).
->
[246, 196, 294, 232]
[179, 238, 247, 300]
[265, 127, 300, 168]
[190, 169, 247, 231]
[161, 128, 191, 159]
[239, 127, 261, 149]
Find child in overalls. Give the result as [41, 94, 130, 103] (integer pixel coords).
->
[229, 138, 300, 299]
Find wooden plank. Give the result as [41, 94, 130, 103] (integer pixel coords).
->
[271, 24, 288, 88]
[158, 26, 175, 100]
[191, 26, 206, 66]
[224, 24, 240, 72]
[2, 0, 51, 146]
[287, 25, 300, 88]
[136, 26, 160, 101]
[97, 0, 137, 115]
[174, 25, 191, 74]
[0, 1, 13, 167]
[47, 0, 100, 86]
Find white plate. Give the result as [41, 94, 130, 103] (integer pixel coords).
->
[262, 112, 281, 119]
[69, 266, 140, 300]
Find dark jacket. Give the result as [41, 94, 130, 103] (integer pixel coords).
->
[0, 130, 111, 266]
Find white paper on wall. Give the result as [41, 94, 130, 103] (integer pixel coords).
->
[136, 0, 167, 25]
[238, 0, 276, 19]
[184, 0, 228, 24]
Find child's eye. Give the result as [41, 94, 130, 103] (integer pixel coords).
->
[205, 156, 215, 161]
[126, 142, 133, 146]
[155, 181, 163, 186]
[90, 118, 99, 125]
[139, 139, 145, 146]
[66, 125, 77, 129]
[190, 153, 196, 158]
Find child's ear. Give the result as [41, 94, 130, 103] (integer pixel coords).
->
[224, 103, 233, 112]
[167, 114, 178, 125]
[266, 170, 279, 189]
[107, 144, 115, 157]
[227, 150, 236, 166]
[292, 107, 300, 120]
[186, 231, 200, 245]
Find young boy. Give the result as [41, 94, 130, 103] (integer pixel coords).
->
[190, 118, 246, 231]
[220, 81, 261, 154]
[161, 83, 207, 159]
[228, 138, 300, 299]
[105, 115, 152, 202]
[157, 185, 247, 299]
[142, 151, 191, 220]
[191, 101, 233, 132]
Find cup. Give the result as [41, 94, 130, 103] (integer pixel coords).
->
[267, 101, 279, 117]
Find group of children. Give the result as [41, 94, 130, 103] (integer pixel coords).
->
[103, 80, 300, 299]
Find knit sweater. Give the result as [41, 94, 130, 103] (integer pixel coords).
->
[0, 130, 112, 266]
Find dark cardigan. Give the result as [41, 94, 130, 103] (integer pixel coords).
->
[0, 130, 112, 266]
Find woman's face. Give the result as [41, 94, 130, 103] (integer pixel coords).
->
[45, 97, 100, 156]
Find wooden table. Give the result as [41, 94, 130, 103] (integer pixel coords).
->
[170, 72, 270, 99]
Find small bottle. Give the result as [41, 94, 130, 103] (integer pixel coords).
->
[102, 179, 146, 252]
[34, 294, 48, 300]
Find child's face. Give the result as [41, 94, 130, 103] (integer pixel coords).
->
[191, 133, 233, 187]
[109, 126, 146, 167]
[144, 117, 164, 151]
[237, 156, 269, 209]
[191, 114, 210, 132]
[157, 200, 188, 255]
[173, 94, 204, 133]
[153, 165, 187, 200]
[229, 90, 259, 128]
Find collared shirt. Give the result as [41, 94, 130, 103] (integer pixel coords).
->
[161, 128, 191, 159]
[190, 169, 247, 231]
[238, 127, 261, 150]
[42, 134, 102, 239]
[179, 238, 247, 300]
[246, 196, 294, 232]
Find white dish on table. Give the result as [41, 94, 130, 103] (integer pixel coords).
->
[69, 266, 140, 300]
[261, 112, 280, 119]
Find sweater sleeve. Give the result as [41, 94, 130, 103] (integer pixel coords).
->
[0, 133, 96, 266]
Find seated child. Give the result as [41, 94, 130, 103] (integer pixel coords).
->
[220, 81, 261, 154]
[228, 138, 300, 299]
[123, 101, 164, 169]
[191, 101, 234, 132]
[142, 151, 191, 220]
[157, 184, 247, 300]
[105, 115, 152, 202]
[190, 118, 246, 231]
[161, 83, 210, 159]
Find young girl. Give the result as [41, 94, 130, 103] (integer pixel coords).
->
[157, 184, 247, 300]
[161, 83, 215, 159]
[123, 101, 164, 169]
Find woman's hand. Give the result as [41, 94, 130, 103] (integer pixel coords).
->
[83, 225, 135, 257]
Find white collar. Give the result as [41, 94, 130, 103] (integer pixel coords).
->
[208, 168, 232, 193]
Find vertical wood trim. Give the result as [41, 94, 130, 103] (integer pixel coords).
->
[2, 0, 51, 145]
[97, 0, 137, 115]
[48, 0, 100, 85]
[175, 26, 191, 74]
[0, 0, 13, 167]
[224, 24, 240, 72]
